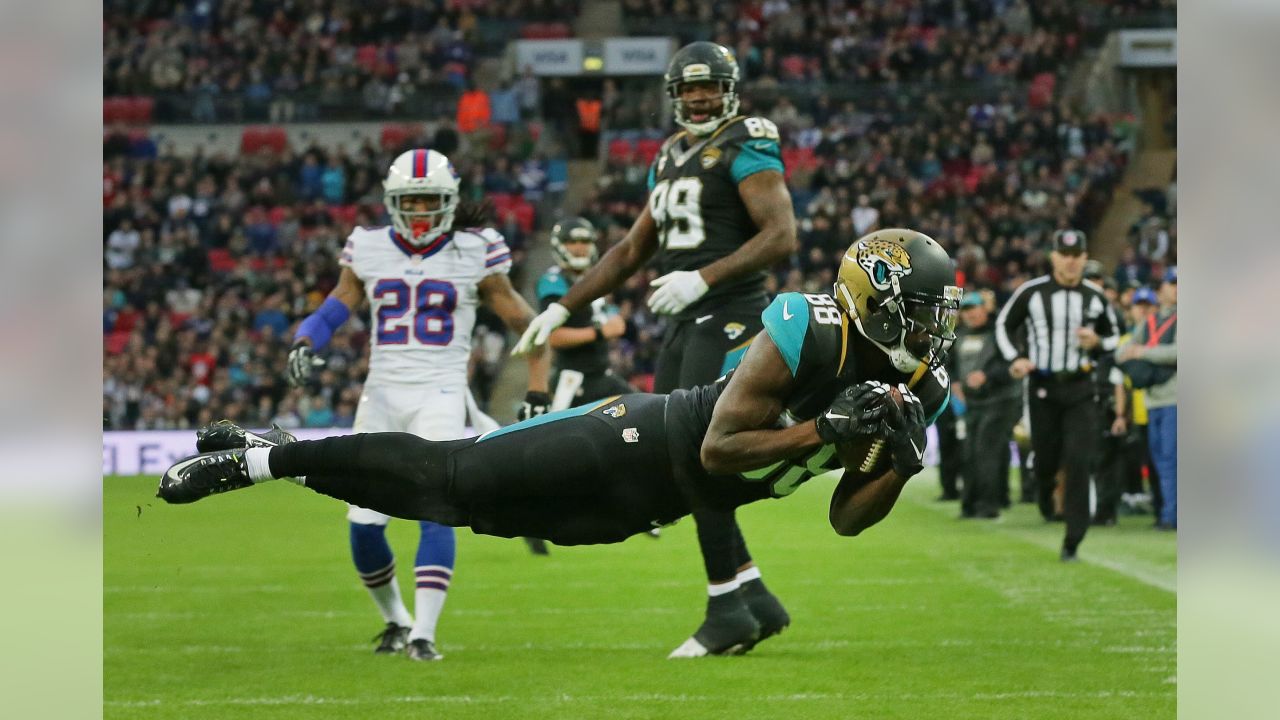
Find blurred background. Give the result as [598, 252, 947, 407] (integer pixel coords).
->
[101, 0, 1174, 438]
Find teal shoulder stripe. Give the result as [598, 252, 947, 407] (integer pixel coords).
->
[647, 162, 656, 191]
[730, 139, 783, 183]
[474, 396, 620, 443]
[761, 293, 808, 376]
[536, 271, 570, 301]
[926, 388, 951, 426]
[720, 340, 752, 376]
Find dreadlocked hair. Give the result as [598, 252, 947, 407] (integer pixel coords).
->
[454, 199, 494, 229]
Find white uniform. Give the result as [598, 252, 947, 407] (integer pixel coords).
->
[340, 225, 511, 524]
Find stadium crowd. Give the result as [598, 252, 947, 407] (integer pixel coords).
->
[103, 0, 580, 122]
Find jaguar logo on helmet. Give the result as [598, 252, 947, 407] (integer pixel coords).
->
[855, 240, 913, 292]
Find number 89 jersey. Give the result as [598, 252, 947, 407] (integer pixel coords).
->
[646, 115, 785, 319]
[340, 225, 512, 385]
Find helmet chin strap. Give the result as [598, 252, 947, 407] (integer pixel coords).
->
[853, 315, 924, 373]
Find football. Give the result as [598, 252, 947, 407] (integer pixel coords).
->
[834, 384, 904, 475]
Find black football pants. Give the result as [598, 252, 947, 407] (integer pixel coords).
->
[267, 393, 688, 546]
[961, 399, 1021, 516]
[1028, 380, 1100, 550]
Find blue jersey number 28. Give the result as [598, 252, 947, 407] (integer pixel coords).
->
[373, 278, 457, 346]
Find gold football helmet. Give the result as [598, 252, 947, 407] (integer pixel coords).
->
[833, 229, 961, 371]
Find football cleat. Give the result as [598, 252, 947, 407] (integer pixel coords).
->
[740, 578, 790, 650]
[196, 419, 296, 452]
[406, 638, 444, 661]
[668, 591, 760, 658]
[157, 450, 254, 504]
[372, 623, 411, 655]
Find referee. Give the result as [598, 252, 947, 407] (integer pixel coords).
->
[995, 229, 1120, 561]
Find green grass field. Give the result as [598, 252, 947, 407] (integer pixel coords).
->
[105, 471, 1175, 719]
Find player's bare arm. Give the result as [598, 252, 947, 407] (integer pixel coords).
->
[556, 211, 661, 313]
[700, 332, 821, 474]
[828, 390, 928, 536]
[479, 273, 549, 392]
[827, 463, 907, 538]
[698, 170, 797, 287]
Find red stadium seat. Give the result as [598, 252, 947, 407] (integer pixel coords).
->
[512, 200, 535, 234]
[380, 123, 421, 152]
[636, 138, 662, 165]
[608, 138, 635, 162]
[355, 44, 379, 72]
[327, 204, 359, 226]
[125, 96, 154, 124]
[267, 206, 289, 226]
[113, 308, 139, 334]
[103, 97, 127, 124]
[207, 249, 237, 273]
[104, 331, 131, 355]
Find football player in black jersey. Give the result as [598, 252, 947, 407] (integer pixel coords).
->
[160, 230, 960, 657]
[513, 40, 800, 658]
[536, 217, 635, 408]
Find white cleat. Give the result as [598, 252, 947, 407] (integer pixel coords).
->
[667, 637, 710, 659]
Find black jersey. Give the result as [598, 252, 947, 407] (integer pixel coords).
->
[646, 115, 785, 319]
[536, 265, 610, 376]
[665, 292, 952, 510]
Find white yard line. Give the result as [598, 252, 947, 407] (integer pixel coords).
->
[106, 689, 1170, 709]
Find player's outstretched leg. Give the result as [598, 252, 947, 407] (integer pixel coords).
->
[160, 428, 469, 529]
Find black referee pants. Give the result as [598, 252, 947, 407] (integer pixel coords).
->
[1028, 379, 1099, 551]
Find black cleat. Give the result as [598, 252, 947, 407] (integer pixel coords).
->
[372, 623, 410, 655]
[523, 537, 550, 556]
[196, 420, 296, 452]
[1060, 545, 1079, 563]
[406, 638, 443, 661]
[668, 591, 761, 658]
[157, 450, 254, 504]
[740, 578, 790, 649]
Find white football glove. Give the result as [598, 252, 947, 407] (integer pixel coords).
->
[512, 302, 570, 356]
[647, 270, 710, 315]
[286, 341, 326, 387]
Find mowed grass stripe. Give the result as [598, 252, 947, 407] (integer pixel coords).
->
[106, 473, 1175, 720]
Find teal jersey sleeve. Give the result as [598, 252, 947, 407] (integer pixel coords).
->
[647, 161, 657, 191]
[730, 138, 784, 184]
[536, 270, 571, 304]
[761, 292, 810, 376]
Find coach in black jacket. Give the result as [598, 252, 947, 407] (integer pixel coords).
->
[950, 292, 1019, 519]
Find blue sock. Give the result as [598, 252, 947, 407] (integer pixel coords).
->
[414, 521, 456, 587]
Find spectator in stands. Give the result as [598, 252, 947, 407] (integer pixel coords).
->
[1117, 268, 1177, 530]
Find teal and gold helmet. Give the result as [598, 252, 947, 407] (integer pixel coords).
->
[833, 229, 961, 371]
[549, 216, 599, 272]
[664, 41, 740, 136]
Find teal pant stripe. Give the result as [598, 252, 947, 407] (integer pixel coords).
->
[474, 396, 619, 443]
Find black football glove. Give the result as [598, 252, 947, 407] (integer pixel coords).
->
[815, 381, 892, 444]
[286, 341, 325, 387]
[883, 384, 927, 479]
[517, 391, 551, 421]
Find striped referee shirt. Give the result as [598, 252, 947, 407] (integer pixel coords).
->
[994, 275, 1120, 375]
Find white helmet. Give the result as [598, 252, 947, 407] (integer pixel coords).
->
[383, 149, 460, 246]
